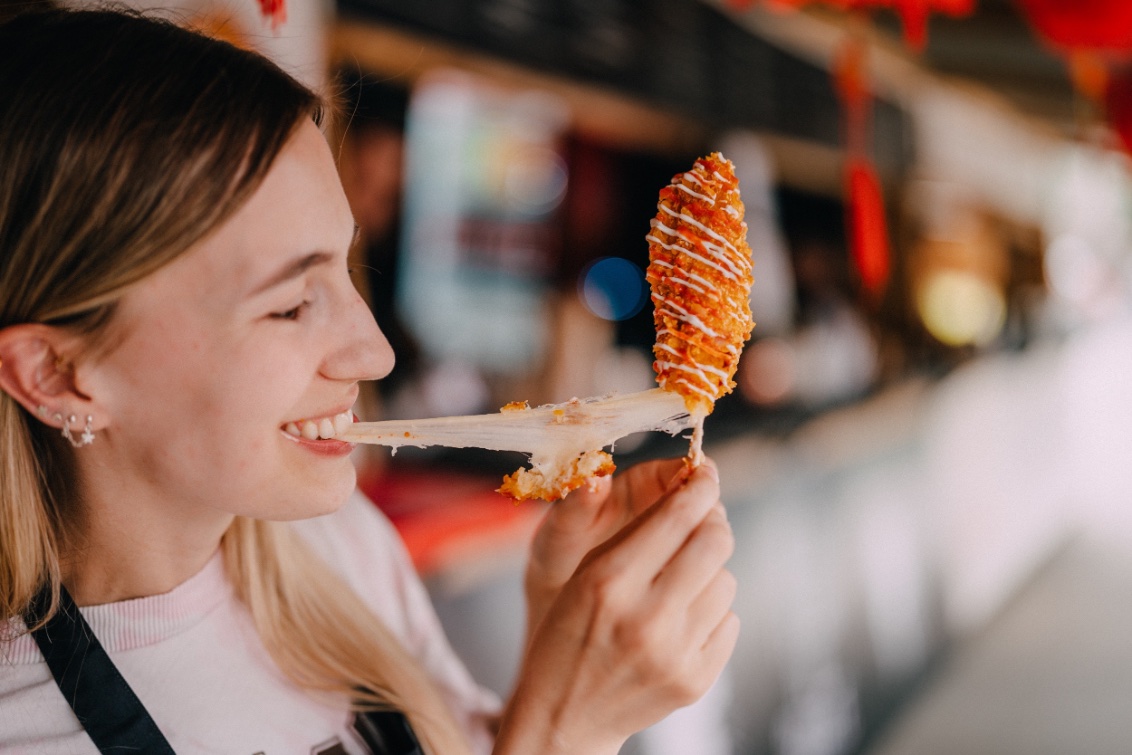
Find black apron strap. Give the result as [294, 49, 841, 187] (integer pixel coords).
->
[28, 583, 176, 754]
[353, 709, 424, 755]
[28, 582, 424, 755]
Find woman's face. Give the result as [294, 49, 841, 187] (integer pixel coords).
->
[79, 120, 393, 521]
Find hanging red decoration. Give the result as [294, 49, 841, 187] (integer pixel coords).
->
[1066, 50, 1109, 103]
[256, 0, 286, 29]
[845, 158, 891, 300]
[834, 35, 891, 302]
[757, 0, 976, 50]
[834, 33, 870, 139]
[1015, 0, 1132, 55]
[1104, 64, 1132, 154]
[1013, 1, 1132, 158]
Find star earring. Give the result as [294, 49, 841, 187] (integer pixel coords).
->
[58, 413, 95, 448]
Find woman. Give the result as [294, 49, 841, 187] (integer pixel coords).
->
[0, 7, 738, 754]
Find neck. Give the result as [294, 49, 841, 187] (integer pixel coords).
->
[62, 486, 234, 607]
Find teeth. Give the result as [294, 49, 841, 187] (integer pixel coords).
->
[286, 410, 354, 441]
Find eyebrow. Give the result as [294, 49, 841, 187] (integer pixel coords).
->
[249, 251, 334, 296]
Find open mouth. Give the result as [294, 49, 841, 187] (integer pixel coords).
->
[281, 410, 354, 441]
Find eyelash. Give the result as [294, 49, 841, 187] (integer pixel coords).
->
[271, 300, 310, 321]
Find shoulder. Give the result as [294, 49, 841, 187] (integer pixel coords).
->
[0, 650, 94, 752]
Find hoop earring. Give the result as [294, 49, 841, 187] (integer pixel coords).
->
[61, 414, 94, 448]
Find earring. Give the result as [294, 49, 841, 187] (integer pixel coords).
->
[61, 414, 94, 448]
[37, 405, 48, 417]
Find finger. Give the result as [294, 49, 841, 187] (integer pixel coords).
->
[685, 568, 738, 648]
[612, 457, 693, 520]
[550, 473, 614, 528]
[589, 462, 721, 583]
[563, 457, 689, 540]
[671, 609, 740, 709]
[700, 611, 741, 674]
[650, 504, 734, 600]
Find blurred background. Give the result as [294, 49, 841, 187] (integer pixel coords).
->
[38, 0, 1132, 751]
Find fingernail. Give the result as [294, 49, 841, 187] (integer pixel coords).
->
[700, 461, 719, 483]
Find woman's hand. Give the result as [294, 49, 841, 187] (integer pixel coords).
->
[524, 457, 691, 641]
[496, 461, 739, 755]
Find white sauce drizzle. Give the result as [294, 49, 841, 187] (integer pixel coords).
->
[663, 274, 707, 295]
[652, 260, 746, 320]
[656, 351, 729, 380]
[649, 159, 754, 405]
[698, 238, 748, 277]
[646, 233, 739, 283]
[652, 296, 723, 339]
[656, 361, 713, 388]
[673, 377, 717, 401]
[675, 182, 715, 205]
[657, 204, 752, 272]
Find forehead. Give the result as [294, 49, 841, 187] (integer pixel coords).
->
[130, 121, 353, 310]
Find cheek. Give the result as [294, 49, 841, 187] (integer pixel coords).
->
[103, 330, 280, 456]
[104, 318, 207, 393]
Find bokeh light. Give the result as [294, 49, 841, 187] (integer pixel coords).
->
[916, 269, 1006, 347]
[579, 256, 648, 321]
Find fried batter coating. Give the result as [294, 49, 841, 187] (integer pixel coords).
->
[498, 449, 615, 502]
[646, 152, 755, 416]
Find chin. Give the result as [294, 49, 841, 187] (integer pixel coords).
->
[260, 464, 357, 521]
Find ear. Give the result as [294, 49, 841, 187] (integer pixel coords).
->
[0, 324, 97, 430]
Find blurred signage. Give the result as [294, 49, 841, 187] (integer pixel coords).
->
[398, 72, 568, 374]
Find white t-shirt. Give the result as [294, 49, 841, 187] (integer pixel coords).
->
[0, 490, 501, 754]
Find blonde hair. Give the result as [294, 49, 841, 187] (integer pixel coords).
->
[0, 8, 471, 753]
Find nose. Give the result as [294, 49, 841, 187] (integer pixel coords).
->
[321, 286, 395, 383]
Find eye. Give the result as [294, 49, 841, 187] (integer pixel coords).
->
[270, 300, 310, 321]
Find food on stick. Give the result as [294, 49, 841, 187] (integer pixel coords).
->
[646, 152, 755, 465]
[337, 153, 754, 499]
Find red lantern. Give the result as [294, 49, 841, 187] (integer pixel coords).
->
[1015, 0, 1132, 55]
